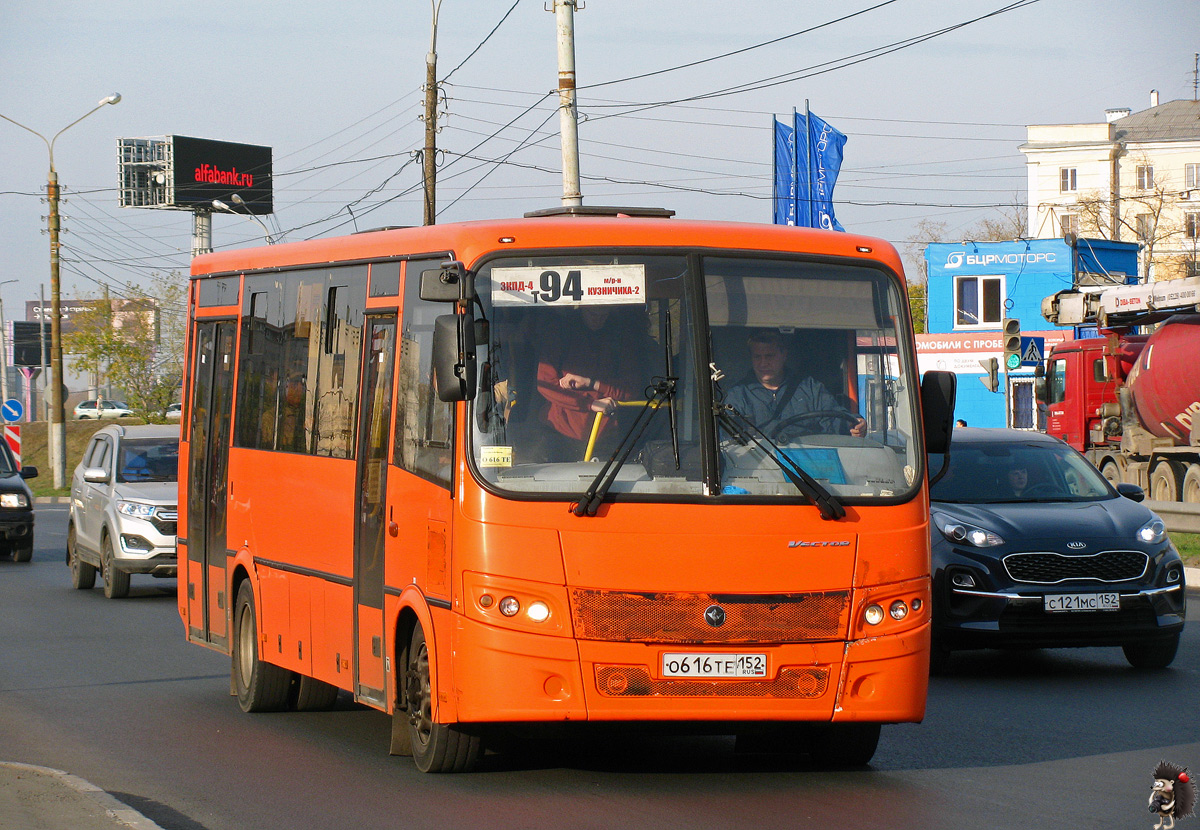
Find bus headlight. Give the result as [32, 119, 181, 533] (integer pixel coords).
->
[864, 604, 884, 625]
[498, 596, 521, 617]
[526, 601, 551, 623]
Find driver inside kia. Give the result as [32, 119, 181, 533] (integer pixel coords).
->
[723, 329, 866, 438]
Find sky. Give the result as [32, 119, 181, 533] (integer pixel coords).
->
[1, 0, 1197, 313]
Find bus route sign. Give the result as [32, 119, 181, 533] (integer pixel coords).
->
[491, 264, 646, 307]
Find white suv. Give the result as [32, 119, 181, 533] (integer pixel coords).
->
[67, 424, 179, 598]
[74, 400, 134, 419]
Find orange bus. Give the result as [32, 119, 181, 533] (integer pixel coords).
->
[179, 206, 955, 772]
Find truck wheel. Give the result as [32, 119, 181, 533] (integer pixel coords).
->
[1182, 464, 1200, 504]
[404, 625, 481, 772]
[1099, 460, 1122, 488]
[232, 581, 291, 712]
[1150, 460, 1183, 502]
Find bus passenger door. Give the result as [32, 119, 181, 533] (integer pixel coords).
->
[187, 320, 236, 648]
[353, 316, 396, 705]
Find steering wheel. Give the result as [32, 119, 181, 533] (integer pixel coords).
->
[1021, 482, 1055, 497]
[769, 409, 861, 442]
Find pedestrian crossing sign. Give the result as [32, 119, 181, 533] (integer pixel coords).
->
[1020, 336, 1045, 366]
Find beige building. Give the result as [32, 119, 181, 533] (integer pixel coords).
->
[1020, 92, 1200, 281]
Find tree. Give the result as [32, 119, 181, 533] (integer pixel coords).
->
[64, 272, 186, 421]
[1072, 154, 1188, 280]
[899, 205, 1029, 332]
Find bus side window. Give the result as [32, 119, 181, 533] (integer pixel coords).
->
[395, 258, 454, 488]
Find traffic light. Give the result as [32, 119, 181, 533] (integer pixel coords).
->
[1002, 317, 1021, 371]
[979, 357, 999, 392]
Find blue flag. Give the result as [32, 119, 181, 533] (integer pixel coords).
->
[773, 109, 847, 231]
[773, 118, 799, 226]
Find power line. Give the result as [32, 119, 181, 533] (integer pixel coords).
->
[580, 0, 902, 91]
[443, 0, 523, 83]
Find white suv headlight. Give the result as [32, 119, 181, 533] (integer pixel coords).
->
[117, 500, 158, 520]
[0, 493, 29, 509]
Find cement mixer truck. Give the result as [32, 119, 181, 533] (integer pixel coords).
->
[1040, 276, 1200, 503]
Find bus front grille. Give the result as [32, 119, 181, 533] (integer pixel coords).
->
[569, 588, 849, 643]
[594, 665, 830, 698]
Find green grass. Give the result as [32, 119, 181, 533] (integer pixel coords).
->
[1171, 532, 1200, 569]
[16, 418, 148, 498]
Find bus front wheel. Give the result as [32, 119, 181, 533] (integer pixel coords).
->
[233, 581, 291, 713]
[809, 722, 881, 767]
[404, 625, 481, 773]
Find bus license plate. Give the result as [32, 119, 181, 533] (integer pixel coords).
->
[661, 653, 767, 678]
[1044, 593, 1120, 613]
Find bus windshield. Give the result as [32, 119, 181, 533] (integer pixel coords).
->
[470, 253, 919, 501]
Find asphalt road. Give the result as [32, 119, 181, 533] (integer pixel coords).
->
[2, 504, 1197, 830]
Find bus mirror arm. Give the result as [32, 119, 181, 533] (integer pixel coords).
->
[432, 310, 477, 402]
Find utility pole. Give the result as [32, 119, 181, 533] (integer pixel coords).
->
[554, 0, 583, 207]
[423, 0, 444, 225]
[1, 93, 121, 487]
[48, 168, 65, 486]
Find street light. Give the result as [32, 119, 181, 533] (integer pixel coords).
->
[0, 279, 17, 406]
[211, 196, 275, 244]
[0, 93, 122, 488]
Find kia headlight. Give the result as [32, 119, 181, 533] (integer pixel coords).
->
[0, 492, 29, 509]
[1136, 517, 1167, 545]
[117, 501, 158, 520]
[937, 518, 1004, 547]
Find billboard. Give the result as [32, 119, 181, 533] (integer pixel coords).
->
[10, 321, 52, 367]
[171, 136, 272, 214]
[24, 298, 159, 345]
[118, 135, 273, 214]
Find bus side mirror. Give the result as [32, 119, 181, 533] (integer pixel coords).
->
[921, 370, 957, 456]
[432, 311, 477, 402]
[420, 260, 474, 302]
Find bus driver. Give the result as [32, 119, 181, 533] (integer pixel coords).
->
[724, 329, 866, 439]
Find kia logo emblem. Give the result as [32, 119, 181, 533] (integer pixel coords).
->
[704, 605, 726, 627]
[1067, 541, 1086, 549]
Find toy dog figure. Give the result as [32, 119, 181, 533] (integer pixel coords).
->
[1150, 761, 1195, 829]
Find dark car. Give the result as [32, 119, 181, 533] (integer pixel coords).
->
[929, 428, 1185, 671]
[0, 438, 38, 562]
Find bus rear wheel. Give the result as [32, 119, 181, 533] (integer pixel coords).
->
[404, 625, 481, 773]
[291, 675, 340, 711]
[233, 581, 291, 712]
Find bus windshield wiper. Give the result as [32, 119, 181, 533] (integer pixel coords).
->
[716, 403, 846, 521]
[571, 377, 675, 517]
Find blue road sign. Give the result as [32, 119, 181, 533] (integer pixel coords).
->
[1020, 336, 1046, 366]
[2, 399, 23, 422]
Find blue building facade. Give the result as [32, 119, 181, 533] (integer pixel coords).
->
[920, 238, 1138, 428]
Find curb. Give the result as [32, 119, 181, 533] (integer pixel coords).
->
[0, 762, 166, 830]
[35, 497, 71, 505]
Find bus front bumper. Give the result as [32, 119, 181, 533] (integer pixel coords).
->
[449, 614, 929, 725]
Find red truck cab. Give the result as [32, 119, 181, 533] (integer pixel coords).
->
[1044, 336, 1146, 452]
